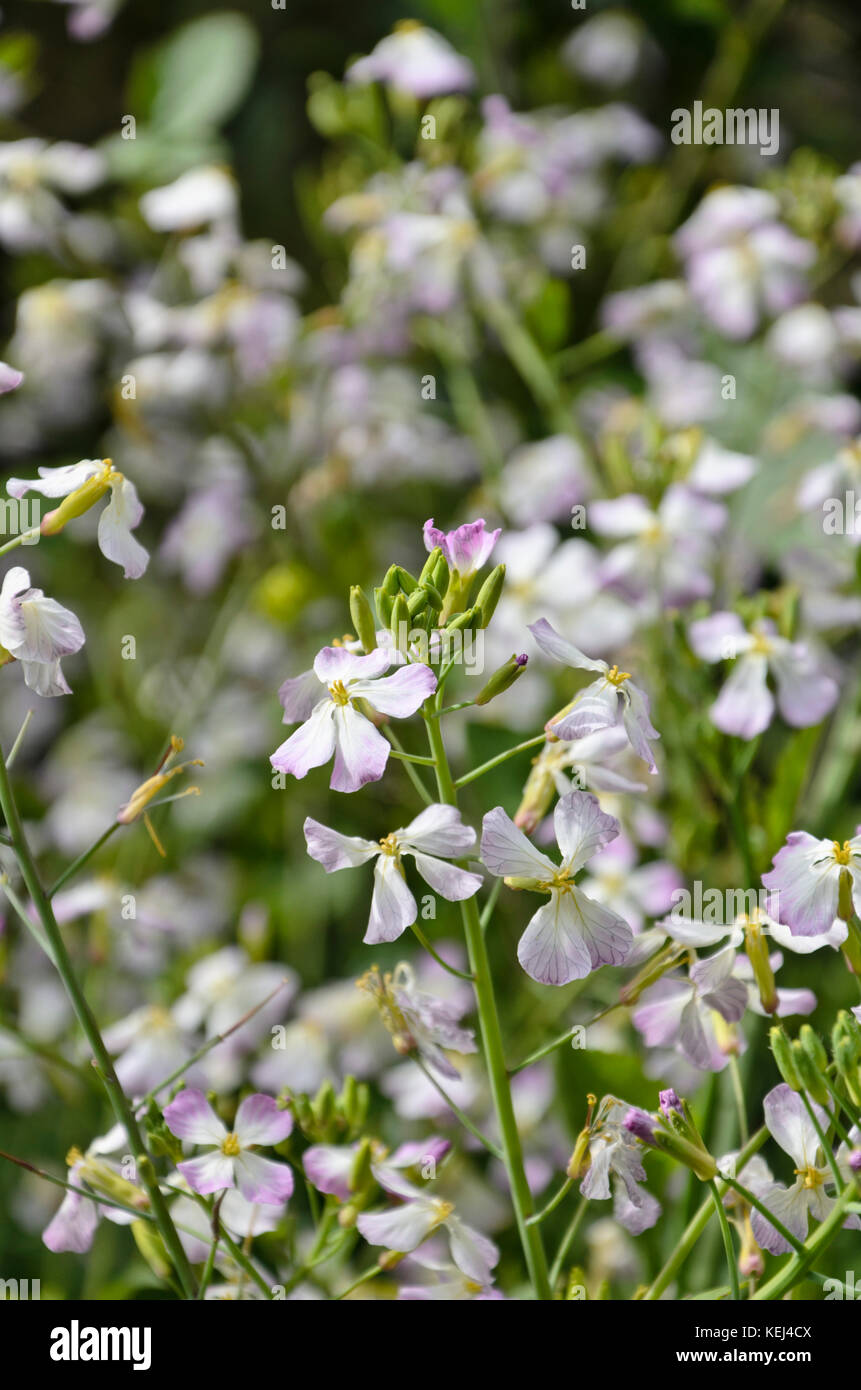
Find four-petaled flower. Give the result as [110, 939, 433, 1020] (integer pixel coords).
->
[480, 790, 632, 985]
[529, 617, 660, 773]
[304, 803, 482, 943]
[163, 1089, 294, 1204]
[748, 1084, 860, 1254]
[357, 1165, 498, 1286]
[271, 646, 436, 793]
[688, 612, 838, 740]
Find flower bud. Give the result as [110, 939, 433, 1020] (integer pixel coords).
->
[374, 586, 394, 627]
[475, 653, 528, 706]
[769, 1025, 802, 1091]
[445, 604, 481, 634]
[394, 565, 418, 595]
[349, 586, 377, 653]
[131, 1219, 173, 1282]
[419, 546, 443, 588]
[799, 1024, 828, 1073]
[349, 1137, 374, 1194]
[389, 593, 410, 651]
[473, 564, 505, 627]
[790, 1040, 830, 1106]
[431, 552, 450, 597]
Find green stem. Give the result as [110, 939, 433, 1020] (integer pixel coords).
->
[455, 734, 546, 789]
[336, 1263, 382, 1300]
[527, 1176, 573, 1227]
[423, 705, 552, 1299]
[709, 1179, 740, 1300]
[49, 821, 123, 897]
[549, 1196, 587, 1288]
[751, 1183, 856, 1300]
[642, 1125, 768, 1300]
[0, 745, 197, 1299]
[414, 1058, 502, 1159]
[722, 1175, 806, 1256]
[800, 1090, 844, 1192]
[408, 921, 475, 981]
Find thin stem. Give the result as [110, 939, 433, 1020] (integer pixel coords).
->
[49, 821, 123, 897]
[142, 977, 293, 1103]
[387, 749, 436, 766]
[0, 744, 197, 1299]
[414, 1058, 503, 1159]
[527, 1176, 573, 1227]
[800, 1090, 844, 1192]
[336, 1263, 382, 1300]
[722, 1175, 806, 1256]
[0, 527, 39, 556]
[454, 734, 546, 790]
[434, 701, 476, 718]
[642, 1125, 768, 1300]
[5, 709, 34, 769]
[549, 1196, 587, 1288]
[752, 1183, 856, 1301]
[508, 1003, 620, 1074]
[384, 726, 435, 807]
[0, 1148, 152, 1222]
[479, 877, 502, 933]
[709, 1179, 740, 1301]
[728, 1057, 749, 1146]
[408, 921, 475, 981]
[423, 705, 552, 1299]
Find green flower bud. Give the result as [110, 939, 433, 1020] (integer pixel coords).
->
[744, 919, 778, 1014]
[390, 593, 411, 650]
[419, 546, 443, 587]
[312, 1079, 337, 1129]
[770, 1025, 802, 1091]
[791, 1040, 830, 1105]
[348, 1137, 374, 1194]
[799, 1025, 828, 1073]
[374, 586, 394, 627]
[131, 1219, 173, 1283]
[474, 563, 505, 627]
[432, 552, 450, 597]
[446, 604, 481, 633]
[381, 564, 401, 597]
[475, 653, 528, 706]
[349, 586, 377, 653]
[394, 565, 418, 595]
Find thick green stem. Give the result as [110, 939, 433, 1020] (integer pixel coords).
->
[423, 706, 552, 1299]
[0, 746, 197, 1299]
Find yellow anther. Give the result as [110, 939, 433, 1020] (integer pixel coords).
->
[221, 1133, 241, 1157]
[606, 665, 631, 686]
[833, 840, 853, 866]
[328, 679, 350, 706]
[378, 832, 400, 856]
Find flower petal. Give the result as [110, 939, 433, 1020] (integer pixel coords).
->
[365, 854, 417, 944]
[331, 703, 390, 793]
[303, 817, 378, 870]
[480, 806, 557, 880]
[553, 790, 619, 874]
[178, 1150, 236, 1196]
[234, 1151, 294, 1205]
[270, 700, 337, 780]
[164, 1089, 227, 1145]
[234, 1092, 293, 1147]
[411, 852, 482, 902]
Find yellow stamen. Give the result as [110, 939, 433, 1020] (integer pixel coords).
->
[221, 1133, 241, 1157]
[833, 840, 853, 866]
[606, 665, 631, 687]
[328, 679, 350, 706]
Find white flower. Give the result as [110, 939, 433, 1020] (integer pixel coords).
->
[0, 565, 85, 696]
[304, 804, 482, 944]
[6, 459, 149, 579]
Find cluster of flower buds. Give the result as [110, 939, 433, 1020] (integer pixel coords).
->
[624, 1090, 718, 1181]
[286, 1075, 370, 1145]
[770, 1022, 832, 1105]
[832, 1010, 861, 1108]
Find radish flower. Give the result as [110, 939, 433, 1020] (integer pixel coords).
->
[272, 646, 436, 793]
[164, 1089, 294, 1204]
[480, 790, 632, 986]
[304, 803, 481, 944]
[0, 565, 85, 696]
[6, 458, 149, 579]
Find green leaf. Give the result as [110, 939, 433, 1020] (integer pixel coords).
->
[143, 13, 260, 135]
